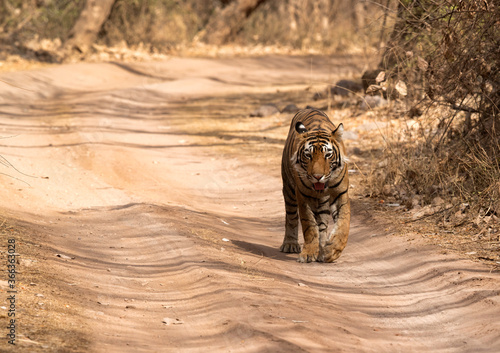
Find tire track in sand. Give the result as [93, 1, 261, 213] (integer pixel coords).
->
[0, 57, 499, 352]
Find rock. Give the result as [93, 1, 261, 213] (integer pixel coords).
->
[249, 104, 280, 117]
[432, 196, 445, 207]
[163, 317, 184, 325]
[281, 103, 299, 114]
[328, 79, 363, 96]
[411, 196, 421, 208]
[56, 253, 74, 260]
[382, 184, 393, 196]
[361, 69, 384, 93]
[411, 205, 433, 220]
[360, 95, 388, 110]
[20, 258, 36, 267]
[454, 210, 466, 220]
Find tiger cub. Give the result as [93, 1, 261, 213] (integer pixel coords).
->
[281, 109, 350, 263]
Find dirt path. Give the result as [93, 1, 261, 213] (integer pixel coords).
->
[1, 56, 499, 352]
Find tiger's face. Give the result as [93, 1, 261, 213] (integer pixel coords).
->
[293, 122, 345, 192]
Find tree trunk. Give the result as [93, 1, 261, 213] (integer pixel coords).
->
[202, 0, 268, 45]
[64, 0, 116, 54]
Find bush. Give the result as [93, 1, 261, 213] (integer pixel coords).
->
[373, 0, 500, 220]
[0, 0, 84, 43]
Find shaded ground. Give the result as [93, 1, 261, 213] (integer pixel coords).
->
[0, 55, 499, 352]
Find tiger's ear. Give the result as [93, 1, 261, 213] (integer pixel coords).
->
[332, 123, 344, 140]
[295, 122, 308, 134]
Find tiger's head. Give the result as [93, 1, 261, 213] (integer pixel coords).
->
[292, 121, 346, 192]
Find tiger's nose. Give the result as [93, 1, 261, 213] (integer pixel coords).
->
[313, 174, 323, 181]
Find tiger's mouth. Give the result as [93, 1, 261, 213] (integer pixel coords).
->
[313, 182, 325, 191]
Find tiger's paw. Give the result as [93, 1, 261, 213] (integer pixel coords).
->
[280, 242, 301, 253]
[317, 248, 342, 263]
[297, 246, 319, 263]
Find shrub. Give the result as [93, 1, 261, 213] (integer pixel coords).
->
[373, 0, 500, 220]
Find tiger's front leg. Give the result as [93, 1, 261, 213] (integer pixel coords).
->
[315, 196, 331, 262]
[319, 191, 350, 263]
[280, 184, 301, 254]
[297, 195, 319, 263]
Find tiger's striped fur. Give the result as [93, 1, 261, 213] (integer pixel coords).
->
[281, 109, 350, 263]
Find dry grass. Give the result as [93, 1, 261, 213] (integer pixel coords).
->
[362, 0, 499, 244]
[0, 0, 84, 43]
[238, 0, 391, 53]
[362, 103, 499, 264]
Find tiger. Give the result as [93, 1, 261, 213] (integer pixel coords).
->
[280, 108, 350, 263]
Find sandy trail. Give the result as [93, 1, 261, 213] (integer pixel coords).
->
[0, 56, 499, 352]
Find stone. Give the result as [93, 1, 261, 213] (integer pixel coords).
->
[249, 104, 280, 117]
[163, 317, 184, 325]
[329, 79, 363, 96]
[360, 95, 388, 110]
[432, 196, 445, 206]
[361, 69, 384, 92]
[382, 184, 393, 196]
[281, 103, 299, 114]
